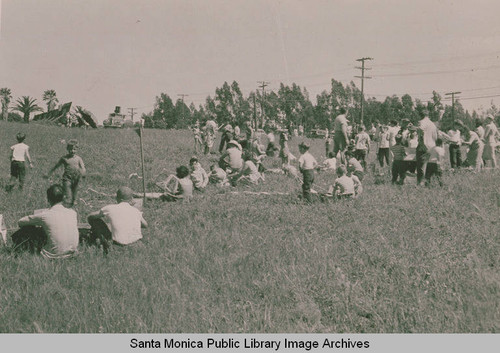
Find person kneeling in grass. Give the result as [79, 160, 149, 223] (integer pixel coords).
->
[232, 152, 264, 186]
[87, 186, 147, 255]
[209, 164, 230, 187]
[13, 184, 79, 258]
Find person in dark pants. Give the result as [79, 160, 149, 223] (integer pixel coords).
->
[447, 123, 463, 169]
[298, 142, 318, 203]
[45, 139, 86, 207]
[390, 135, 407, 185]
[6, 132, 34, 192]
[416, 128, 428, 185]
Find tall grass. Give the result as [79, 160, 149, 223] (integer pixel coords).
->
[0, 121, 498, 333]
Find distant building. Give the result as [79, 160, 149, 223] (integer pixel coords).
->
[103, 106, 134, 128]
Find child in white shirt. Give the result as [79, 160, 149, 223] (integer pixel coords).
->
[6, 132, 33, 191]
[189, 157, 209, 190]
[425, 138, 445, 186]
[298, 142, 318, 203]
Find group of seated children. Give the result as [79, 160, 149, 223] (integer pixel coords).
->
[298, 141, 364, 202]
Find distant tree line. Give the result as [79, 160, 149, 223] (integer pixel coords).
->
[142, 79, 498, 132]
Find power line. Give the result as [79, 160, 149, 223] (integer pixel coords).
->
[373, 64, 500, 78]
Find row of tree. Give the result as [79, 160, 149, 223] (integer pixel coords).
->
[2, 80, 498, 130]
[142, 79, 496, 132]
[0, 88, 59, 123]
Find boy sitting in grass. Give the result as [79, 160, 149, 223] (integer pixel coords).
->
[345, 149, 364, 181]
[232, 152, 264, 186]
[45, 139, 86, 207]
[137, 166, 193, 202]
[328, 165, 355, 199]
[319, 152, 337, 172]
[14, 184, 79, 258]
[87, 186, 147, 255]
[189, 156, 209, 191]
[208, 164, 230, 187]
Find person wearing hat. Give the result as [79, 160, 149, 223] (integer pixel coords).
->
[298, 141, 318, 203]
[482, 115, 499, 168]
[219, 140, 243, 173]
[87, 186, 147, 254]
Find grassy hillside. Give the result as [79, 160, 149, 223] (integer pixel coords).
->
[0, 121, 498, 333]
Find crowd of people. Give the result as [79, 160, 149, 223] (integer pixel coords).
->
[3, 107, 500, 259]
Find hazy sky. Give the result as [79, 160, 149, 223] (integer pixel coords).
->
[2, 0, 500, 122]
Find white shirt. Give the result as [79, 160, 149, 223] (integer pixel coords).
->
[388, 126, 400, 147]
[298, 151, 318, 170]
[100, 202, 143, 245]
[447, 129, 461, 145]
[484, 122, 499, 144]
[419, 117, 438, 149]
[355, 132, 370, 150]
[334, 114, 348, 133]
[322, 157, 337, 171]
[11, 142, 30, 162]
[428, 146, 445, 164]
[335, 175, 355, 195]
[18, 204, 79, 257]
[190, 166, 209, 189]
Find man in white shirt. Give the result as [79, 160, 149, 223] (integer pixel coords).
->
[333, 107, 349, 155]
[447, 123, 462, 169]
[483, 116, 499, 168]
[87, 186, 147, 254]
[418, 113, 438, 149]
[417, 110, 438, 185]
[14, 184, 79, 258]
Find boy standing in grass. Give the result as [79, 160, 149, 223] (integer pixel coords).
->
[391, 135, 407, 185]
[425, 138, 445, 186]
[298, 141, 318, 203]
[45, 139, 86, 207]
[6, 132, 34, 192]
[354, 125, 370, 170]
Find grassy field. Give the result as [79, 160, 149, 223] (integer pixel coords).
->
[0, 120, 499, 333]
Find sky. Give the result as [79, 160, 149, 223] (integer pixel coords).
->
[2, 0, 500, 122]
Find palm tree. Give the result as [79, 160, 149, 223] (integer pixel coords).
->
[42, 89, 59, 112]
[0, 88, 12, 121]
[13, 96, 42, 123]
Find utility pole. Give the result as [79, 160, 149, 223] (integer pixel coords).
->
[355, 57, 373, 125]
[253, 94, 257, 129]
[128, 107, 138, 122]
[257, 81, 269, 128]
[445, 91, 461, 124]
[178, 94, 189, 123]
